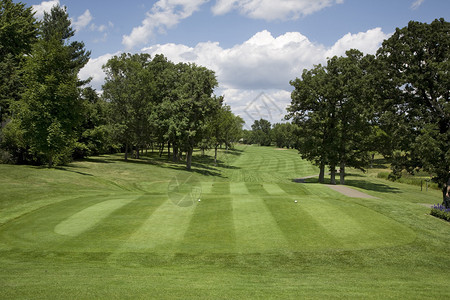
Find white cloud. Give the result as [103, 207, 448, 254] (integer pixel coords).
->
[411, 0, 425, 10]
[32, 0, 60, 19]
[325, 28, 390, 58]
[141, 28, 388, 125]
[142, 28, 387, 91]
[212, 0, 344, 21]
[85, 28, 387, 124]
[79, 52, 120, 91]
[73, 9, 93, 31]
[122, 0, 208, 50]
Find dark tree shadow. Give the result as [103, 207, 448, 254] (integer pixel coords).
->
[293, 175, 401, 194]
[345, 179, 401, 194]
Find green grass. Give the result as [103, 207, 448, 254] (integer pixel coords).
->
[0, 145, 449, 299]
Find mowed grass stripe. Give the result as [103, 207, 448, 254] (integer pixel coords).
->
[263, 195, 341, 251]
[263, 183, 288, 195]
[0, 194, 113, 250]
[211, 182, 230, 194]
[54, 197, 137, 237]
[180, 196, 235, 253]
[277, 182, 311, 196]
[116, 198, 194, 253]
[245, 182, 269, 195]
[200, 182, 214, 194]
[232, 195, 290, 253]
[300, 197, 416, 249]
[62, 194, 166, 252]
[229, 182, 249, 195]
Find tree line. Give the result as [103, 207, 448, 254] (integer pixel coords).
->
[286, 18, 449, 191]
[0, 1, 243, 170]
[0, 1, 448, 194]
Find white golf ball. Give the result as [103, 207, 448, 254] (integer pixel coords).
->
[198, 199, 201, 202]
[294, 200, 298, 203]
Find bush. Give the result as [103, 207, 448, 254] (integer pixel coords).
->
[430, 204, 450, 222]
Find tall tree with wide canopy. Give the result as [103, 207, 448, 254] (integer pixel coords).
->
[102, 53, 155, 160]
[288, 50, 376, 184]
[169, 62, 220, 170]
[0, 0, 38, 123]
[16, 5, 90, 167]
[287, 64, 338, 183]
[376, 18, 449, 200]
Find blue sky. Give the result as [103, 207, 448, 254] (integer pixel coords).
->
[26, 0, 449, 126]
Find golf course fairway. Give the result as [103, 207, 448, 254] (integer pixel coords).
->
[0, 145, 449, 299]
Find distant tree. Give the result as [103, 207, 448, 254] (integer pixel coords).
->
[272, 122, 298, 149]
[376, 18, 449, 198]
[251, 119, 272, 146]
[14, 5, 90, 167]
[209, 104, 244, 164]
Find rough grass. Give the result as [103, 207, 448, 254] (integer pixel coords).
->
[0, 145, 449, 299]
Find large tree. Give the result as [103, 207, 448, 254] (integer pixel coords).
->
[287, 64, 338, 183]
[169, 62, 220, 170]
[288, 50, 376, 184]
[0, 0, 38, 123]
[102, 53, 155, 160]
[15, 5, 90, 167]
[376, 18, 449, 196]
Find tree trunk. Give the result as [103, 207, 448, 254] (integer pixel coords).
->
[167, 142, 171, 158]
[48, 154, 53, 168]
[340, 161, 345, 185]
[172, 144, 178, 162]
[124, 142, 128, 161]
[319, 163, 325, 183]
[214, 144, 218, 165]
[159, 143, 164, 158]
[330, 164, 336, 185]
[186, 148, 193, 170]
[135, 146, 140, 159]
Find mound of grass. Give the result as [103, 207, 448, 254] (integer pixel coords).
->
[0, 146, 449, 299]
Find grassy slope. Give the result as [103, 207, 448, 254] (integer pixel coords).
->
[0, 145, 449, 299]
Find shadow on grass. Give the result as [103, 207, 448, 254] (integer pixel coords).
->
[345, 179, 401, 194]
[293, 175, 401, 194]
[55, 166, 94, 177]
[81, 157, 114, 164]
[108, 151, 232, 178]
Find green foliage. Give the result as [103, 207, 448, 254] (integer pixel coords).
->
[208, 104, 244, 162]
[0, 0, 38, 122]
[12, 4, 90, 167]
[376, 18, 450, 187]
[271, 122, 298, 149]
[251, 118, 272, 146]
[288, 50, 376, 184]
[103, 54, 222, 169]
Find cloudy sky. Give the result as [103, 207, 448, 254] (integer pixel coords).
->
[27, 0, 449, 126]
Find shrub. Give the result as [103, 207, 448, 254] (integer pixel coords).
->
[430, 204, 450, 222]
